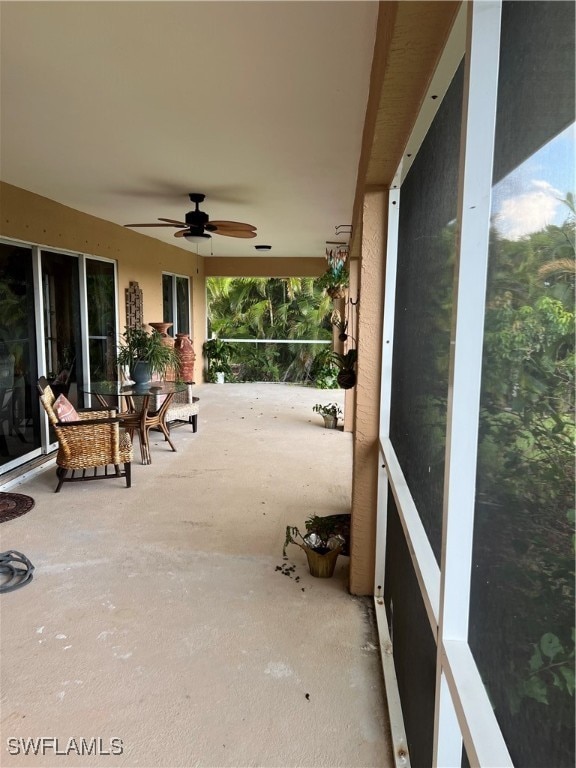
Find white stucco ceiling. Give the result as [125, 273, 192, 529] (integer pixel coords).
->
[0, 1, 378, 259]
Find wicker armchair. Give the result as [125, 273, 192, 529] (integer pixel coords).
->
[37, 377, 133, 493]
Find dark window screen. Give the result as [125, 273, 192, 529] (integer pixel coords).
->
[470, 3, 575, 767]
[384, 490, 437, 767]
[390, 62, 463, 561]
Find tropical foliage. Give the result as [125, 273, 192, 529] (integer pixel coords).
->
[470, 197, 575, 749]
[206, 277, 335, 384]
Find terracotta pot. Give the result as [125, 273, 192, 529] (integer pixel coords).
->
[174, 333, 196, 383]
[149, 322, 174, 346]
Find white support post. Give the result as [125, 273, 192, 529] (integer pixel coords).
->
[433, 1, 512, 765]
[374, 188, 400, 594]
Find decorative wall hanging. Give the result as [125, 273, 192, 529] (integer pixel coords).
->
[125, 281, 144, 330]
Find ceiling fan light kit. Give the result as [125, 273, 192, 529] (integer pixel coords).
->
[184, 230, 212, 243]
[124, 192, 257, 243]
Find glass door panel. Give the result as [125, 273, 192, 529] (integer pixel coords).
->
[0, 242, 41, 468]
[41, 251, 85, 410]
[86, 259, 117, 382]
[176, 276, 190, 334]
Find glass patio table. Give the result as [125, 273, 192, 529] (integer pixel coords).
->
[83, 380, 187, 465]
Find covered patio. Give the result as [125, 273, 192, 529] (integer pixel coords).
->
[0, 383, 393, 768]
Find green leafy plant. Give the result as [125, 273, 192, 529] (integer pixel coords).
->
[203, 337, 234, 382]
[312, 402, 342, 419]
[283, 515, 345, 557]
[310, 347, 339, 389]
[117, 326, 180, 378]
[332, 348, 357, 389]
[316, 264, 349, 298]
[510, 629, 576, 713]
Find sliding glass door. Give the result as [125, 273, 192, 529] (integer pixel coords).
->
[0, 242, 118, 477]
[0, 242, 41, 470]
[41, 250, 85, 410]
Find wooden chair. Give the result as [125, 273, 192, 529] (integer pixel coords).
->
[37, 377, 133, 493]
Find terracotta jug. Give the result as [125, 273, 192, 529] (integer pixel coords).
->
[174, 333, 195, 383]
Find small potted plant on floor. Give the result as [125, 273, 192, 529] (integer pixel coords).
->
[203, 337, 233, 383]
[312, 402, 342, 429]
[283, 516, 346, 578]
[117, 325, 180, 384]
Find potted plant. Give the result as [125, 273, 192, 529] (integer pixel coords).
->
[117, 325, 180, 384]
[203, 337, 233, 383]
[332, 348, 357, 389]
[312, 402, 342, 429]
[316, 263, 349, 299]
[283, 516, 345, 578]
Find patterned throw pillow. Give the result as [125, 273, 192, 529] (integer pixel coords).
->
[54, 394, 79, 422]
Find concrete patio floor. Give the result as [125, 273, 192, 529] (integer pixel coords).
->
[0, 383, 392, 768]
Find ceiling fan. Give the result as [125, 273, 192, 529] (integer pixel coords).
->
[124, 193, 257, 241]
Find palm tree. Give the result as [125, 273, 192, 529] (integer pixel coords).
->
[206, 277, 333, 382]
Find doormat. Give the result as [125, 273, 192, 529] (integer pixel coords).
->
[0, 493, 35, 524]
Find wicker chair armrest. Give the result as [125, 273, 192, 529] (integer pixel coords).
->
[77, 408, 117, 420]
[56, 416, 120, 428]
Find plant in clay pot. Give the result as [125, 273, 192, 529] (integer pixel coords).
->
[316, 263, 349, 299]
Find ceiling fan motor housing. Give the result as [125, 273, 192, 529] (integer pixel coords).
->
[185, 209, 209, 229]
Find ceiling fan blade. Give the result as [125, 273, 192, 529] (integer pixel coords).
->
[214, 229, 257, 239]
[124, 223, 180, 228]
[173, 230, 188, 237]
[208, 220, 256, 231]
[158, 218, 187, 226]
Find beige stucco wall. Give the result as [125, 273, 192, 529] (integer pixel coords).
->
[0, 182, 210, 376]
[349, 189, 387, 596]
[0, 184, 329, 380]
[205, 256, 326, 277]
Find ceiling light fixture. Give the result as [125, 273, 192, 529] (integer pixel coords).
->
[184, 231, 212, 243]
[254, 245, 272, 251]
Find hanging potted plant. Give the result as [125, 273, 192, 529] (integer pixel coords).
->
[283, 517, 345, 578]
[332, 348, 357, 389]
[312, 402, 342, 429]
[117, 325, 180, 384]
[316, 263, 349, 299]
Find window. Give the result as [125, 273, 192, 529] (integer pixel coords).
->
[86, 258, 117, 382]
[162, 273, 190, 335]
